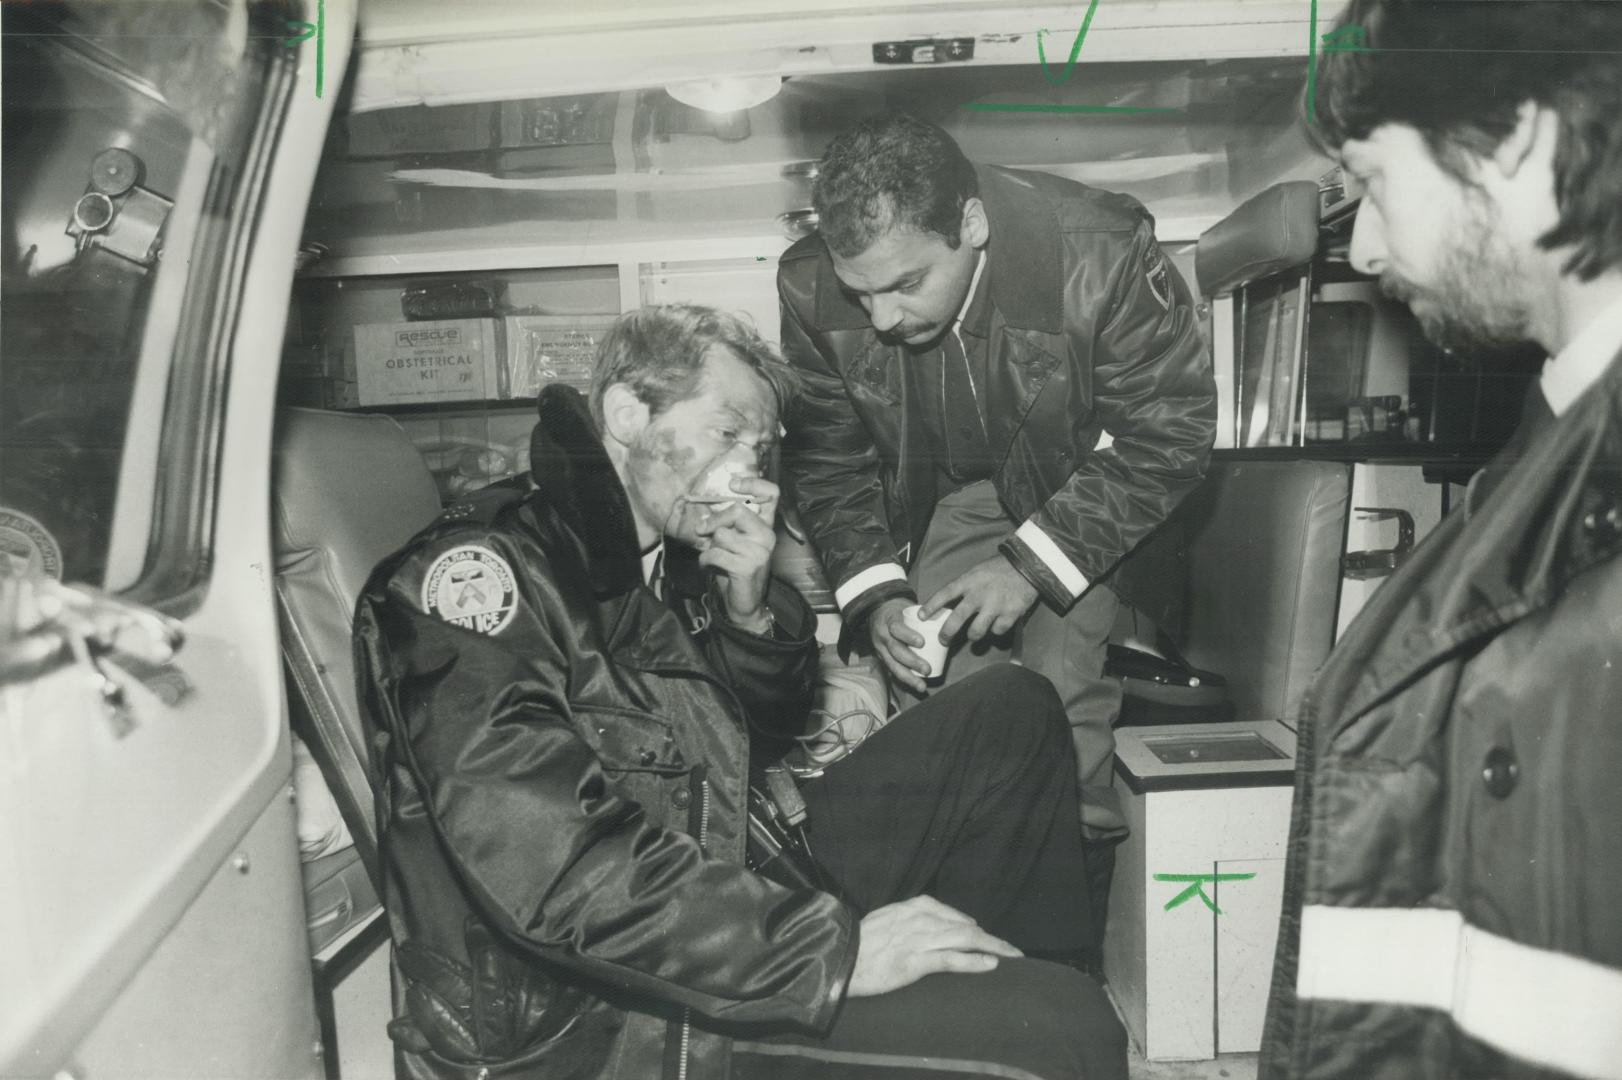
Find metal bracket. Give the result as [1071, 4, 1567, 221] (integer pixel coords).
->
[0, 573, 185, 735]
[64, 147, 171, 267]
[1342, 506, 1416, 580]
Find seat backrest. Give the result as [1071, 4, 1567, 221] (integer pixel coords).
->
[271, 407, 443, 888]
[1114, 459, 1350, 724]
[1195, 180, 1321, 298]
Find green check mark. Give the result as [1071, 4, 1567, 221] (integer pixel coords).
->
[1153, 871, 1257, 915]
[1036, 0, 1103, 86]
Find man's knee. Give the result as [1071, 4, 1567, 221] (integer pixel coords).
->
[743, 959, 1128, 1080]
[954, 663, 1073, 752]
[953, 662, 1062, 716]
[1026, 962, 1129, 1079]
[951, 959, 1128, 1080]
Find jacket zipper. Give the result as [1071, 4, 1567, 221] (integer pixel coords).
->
[698, 776, 711, 850]
[676, 777, 710, 1080]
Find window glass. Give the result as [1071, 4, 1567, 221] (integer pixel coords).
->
[1, 1, 282, 589]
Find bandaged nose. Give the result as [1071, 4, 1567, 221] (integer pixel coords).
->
[691, 456, 762, 513]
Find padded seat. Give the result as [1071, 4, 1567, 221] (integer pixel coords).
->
[272, 406, 444, 887]
[1196, 180, 1320, 298]
[1112, 460, 1351, 724]
[272, 407, 445, 1078]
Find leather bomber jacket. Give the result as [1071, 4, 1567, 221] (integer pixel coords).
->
[353, 386, 857, 1080]
[779, 165, 1217, 628]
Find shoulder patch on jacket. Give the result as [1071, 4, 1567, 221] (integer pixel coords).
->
[420, 544, 518, 635]
[1145, 246, 1172, 310]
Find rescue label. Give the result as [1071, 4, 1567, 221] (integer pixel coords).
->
[353, 318, 500, 406]
[421, 545, 517, 636]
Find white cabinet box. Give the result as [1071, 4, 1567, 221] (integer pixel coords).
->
[1104, 719, 1297, 1061]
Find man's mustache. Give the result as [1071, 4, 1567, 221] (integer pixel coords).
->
[1379, 272, 1420, 305]
[880, 323, 944, 348]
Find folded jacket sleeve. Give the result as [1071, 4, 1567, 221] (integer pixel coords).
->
[1005, 218, 1217, 611]
[778, 273, 916, 631]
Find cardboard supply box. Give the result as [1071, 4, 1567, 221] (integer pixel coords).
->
[352, 319, 502, 407]
[503, 315, 614, 398]
[343, 103, 500, 157]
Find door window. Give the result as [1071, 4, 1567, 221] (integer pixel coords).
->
[2, 1, 291, 596]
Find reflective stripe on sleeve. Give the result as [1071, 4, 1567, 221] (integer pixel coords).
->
[1013, 520, 1088, 600]
[833, 563, 908, 612]
[1297, 905, 1622, 1080]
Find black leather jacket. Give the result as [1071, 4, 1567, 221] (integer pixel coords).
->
[354, 386, 856, 1080]
[780, 165, 1216, 629]
[1261, 353, 1622, 1079]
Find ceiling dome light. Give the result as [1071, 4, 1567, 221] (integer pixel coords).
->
[666, 76, 783, 114]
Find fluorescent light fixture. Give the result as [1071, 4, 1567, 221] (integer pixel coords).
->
[666, 76, 782, 114]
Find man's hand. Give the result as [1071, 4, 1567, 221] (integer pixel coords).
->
[695, 475, 779, 633]
[868, 597, 932, 694]
[922, 556, 1038, 645]
[847, 896, 1022, 998]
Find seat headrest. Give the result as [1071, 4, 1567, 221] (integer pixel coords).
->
[1195, 180, 1321, 297]
[271, 407, 443, 606]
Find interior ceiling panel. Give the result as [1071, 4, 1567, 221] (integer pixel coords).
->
[302, 57, 1314, 265]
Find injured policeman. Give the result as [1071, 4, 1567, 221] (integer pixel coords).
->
[354, 302, 1127, 1080]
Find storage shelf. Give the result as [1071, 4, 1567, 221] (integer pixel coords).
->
[1215, 442, 1501, 485]
[1215, 441, 1500, 465]
[346, 397, 542, 416]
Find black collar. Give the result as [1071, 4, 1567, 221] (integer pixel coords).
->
[1458, 346, 1622, 611]
[528, 385, 645, 598]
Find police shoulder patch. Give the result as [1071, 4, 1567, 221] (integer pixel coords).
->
[420, 544, 517, 635]
[0, 507, 63, 580]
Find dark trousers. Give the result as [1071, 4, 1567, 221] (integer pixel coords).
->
[735, 664, 1127, 1080]
[894, 482, 1125, 842]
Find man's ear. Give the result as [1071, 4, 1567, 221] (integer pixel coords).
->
[600, 383, 650, 449]
[1491, 101, 1554, 180]
[961, 196, 989, 251]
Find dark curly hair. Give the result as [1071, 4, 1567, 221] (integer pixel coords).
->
[1312, 0, 1622, 281]
[811, 114, 980, 258]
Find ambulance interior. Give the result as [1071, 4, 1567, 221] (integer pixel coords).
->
[1, 2, 1545, 1077]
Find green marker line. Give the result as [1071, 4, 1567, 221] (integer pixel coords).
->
[1037, 0, 1103, 86]
[1307, 0, 1319, 124]
[968, 1, 1178, 117]
[282, 2, 325, 98]
[964, 103, 1178, 115]
[315, 0, 325, 100]
[1153, 871, 1257, 915]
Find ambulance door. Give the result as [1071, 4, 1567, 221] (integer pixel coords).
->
[0, 2, 352, 1075]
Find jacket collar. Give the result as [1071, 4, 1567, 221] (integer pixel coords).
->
[1335, 347, 1622, 725]
[527, 385, 645, 599]
[812, 165, 1064, 335]
[1449, 351, 1622, 626]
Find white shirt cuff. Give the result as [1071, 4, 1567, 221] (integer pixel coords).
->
[1014, 520, 1089, 599]
[834, 562, 908, 611]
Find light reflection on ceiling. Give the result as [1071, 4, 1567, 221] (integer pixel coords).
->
[303, 58, 1312, 258]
